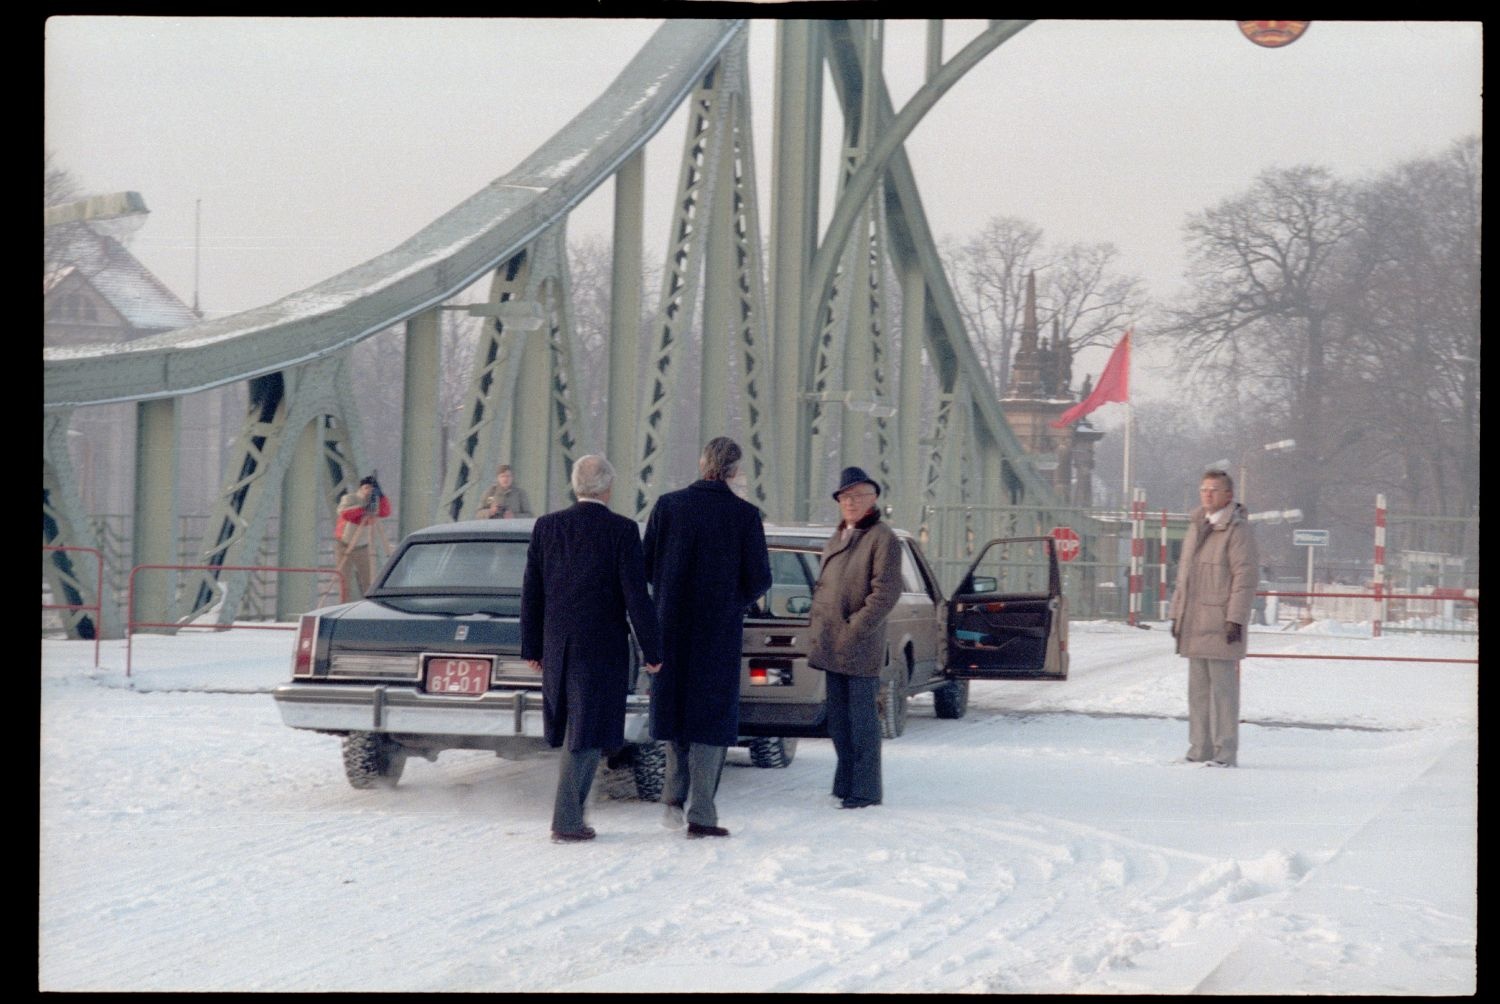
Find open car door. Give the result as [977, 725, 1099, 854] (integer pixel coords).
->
[946, 536, 1068, 680]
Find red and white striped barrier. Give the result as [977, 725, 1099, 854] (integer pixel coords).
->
[1128, 488, 1145, 626]
[1158, 509, 1169, 621]
[1373, 493, 1386, 638]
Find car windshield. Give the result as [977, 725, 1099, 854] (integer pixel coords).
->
[379, 539, 529, 592]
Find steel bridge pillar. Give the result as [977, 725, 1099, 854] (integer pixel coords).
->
[402, 307, 443, 535]
[607, 151, 645, 514]
[700, 120, 738, 452]
[897, 262, 928, 532]
[276, 419, 321, 619]
[131, 398, 179, 631]
[770, 20, 824, 521]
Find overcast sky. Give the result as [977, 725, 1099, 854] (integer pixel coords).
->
[45, 18, 1481, 397]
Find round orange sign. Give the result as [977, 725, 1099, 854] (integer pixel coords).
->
[1237, 21, 1311, 48]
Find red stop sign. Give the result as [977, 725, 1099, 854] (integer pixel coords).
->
[1049, 526, 1080, 562]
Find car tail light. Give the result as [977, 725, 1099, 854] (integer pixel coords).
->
[748, 659, 793, 686]
[291, 615, 319, 678]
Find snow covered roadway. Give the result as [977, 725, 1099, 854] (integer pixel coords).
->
[39, 621, 1476, 993]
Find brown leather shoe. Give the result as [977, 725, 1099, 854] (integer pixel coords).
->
[551, 826, 597, 843]
[686, 822, 730, 838]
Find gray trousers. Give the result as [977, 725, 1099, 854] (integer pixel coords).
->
[552, 746, 601, 832]
[664, 741, 726, 827]
[826, 672, 882, 803]
[1186, 657, 1240, 765]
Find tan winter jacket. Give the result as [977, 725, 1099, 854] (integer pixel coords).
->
[1169, 502, 1259, 661]
[806, 512, 904, 677]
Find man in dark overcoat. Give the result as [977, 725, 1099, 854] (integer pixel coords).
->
[522, 455, 662, 843]
[642, 437, 771, 839]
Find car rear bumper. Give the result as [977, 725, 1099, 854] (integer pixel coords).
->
[736, 698, 828, 738]
[272, 683, 653, 742]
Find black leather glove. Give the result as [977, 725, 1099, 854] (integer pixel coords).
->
[1225, 621, 1242, 645]
[1170, 620, 1180, 640]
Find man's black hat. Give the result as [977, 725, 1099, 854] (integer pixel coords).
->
[831, 466, 880, 500]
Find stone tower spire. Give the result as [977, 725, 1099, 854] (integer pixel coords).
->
[1007, 270, 1042, 397]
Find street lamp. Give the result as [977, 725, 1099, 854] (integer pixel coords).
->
[1241, 439, 1296, 507]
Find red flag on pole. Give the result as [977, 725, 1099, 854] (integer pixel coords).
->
[1051, 329, 1130, 428]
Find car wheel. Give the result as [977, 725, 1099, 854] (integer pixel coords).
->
[933, 678, 970, 719]
[341, 732, 406, 789]
[748, 736, 798, 768]
[631, 740, 666, 802]
[879, 667, 908, 739]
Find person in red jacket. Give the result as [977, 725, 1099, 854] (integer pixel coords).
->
[334, 476, 392, 600]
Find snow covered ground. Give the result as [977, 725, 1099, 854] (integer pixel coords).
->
[39, 619, 1476, 993]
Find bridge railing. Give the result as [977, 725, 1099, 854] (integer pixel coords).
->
[125, 563, 343, 677]
[41, 545, 103, 668]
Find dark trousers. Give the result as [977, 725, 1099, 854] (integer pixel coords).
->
[664, 741, 727, 827]
[825, 672, 882, 804]
[551, 745, 601, 832]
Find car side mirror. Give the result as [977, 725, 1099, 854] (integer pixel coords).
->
[969, 575, 998, 594]
[787, 595, 812, 615]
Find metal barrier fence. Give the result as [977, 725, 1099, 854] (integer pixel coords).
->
[46, 514, 338, 641]
[125, 563, 343, 677]
[41, 545, 103, 667]
[1259, 588, 1478, 637]
[48, 501, 1477, 643]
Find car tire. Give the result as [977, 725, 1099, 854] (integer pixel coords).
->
[748, 736, 798, 768]
[631, 740, 666, 802]
[879, 666, 909, 739]
[933, 678, 970, 719]
[341, 731, 406, 789]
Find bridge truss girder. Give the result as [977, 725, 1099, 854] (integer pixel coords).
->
[42, 18, 1114, 636]
[440, 226, 583, 522]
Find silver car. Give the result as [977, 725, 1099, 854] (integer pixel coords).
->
[735, 527, 1068, 767]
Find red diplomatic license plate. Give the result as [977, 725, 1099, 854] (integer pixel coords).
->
[424, 656, 492, 696]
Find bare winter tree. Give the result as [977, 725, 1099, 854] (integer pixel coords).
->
[44, 150, 80, 207]
[943, 217, 1043, 395]
[945, 216, 1146, 400]
[1343, 136, 1480, 535]
[44, 151, 85, 272]
[1163, 165, 1365, 531]
[565, 236, 614, 453]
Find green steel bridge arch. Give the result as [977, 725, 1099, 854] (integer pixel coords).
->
[43, 19, 1105, 639]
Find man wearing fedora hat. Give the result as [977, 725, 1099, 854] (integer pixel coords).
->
[806, 466, 903, 809]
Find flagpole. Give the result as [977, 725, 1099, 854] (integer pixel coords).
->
[1123, 329, 1134, 506]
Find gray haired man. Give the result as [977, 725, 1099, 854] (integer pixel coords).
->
[521, 455, 662, 841]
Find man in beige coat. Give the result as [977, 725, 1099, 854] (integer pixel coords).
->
[807, 466, 904, 807]
[1169, 469, 1259, 767]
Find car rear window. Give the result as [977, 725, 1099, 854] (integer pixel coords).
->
[381, 539, 530, 591]
[752, 549, 819, 619]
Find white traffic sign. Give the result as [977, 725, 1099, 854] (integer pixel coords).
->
[1293, 529, 1330, 547]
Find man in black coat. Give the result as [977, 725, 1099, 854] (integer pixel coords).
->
[643, 437, 772, 838]
[521, 455, 662, 843]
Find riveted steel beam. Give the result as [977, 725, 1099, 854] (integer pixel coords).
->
[633, 35, 766, 517]
[183, 355, 366, 625]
